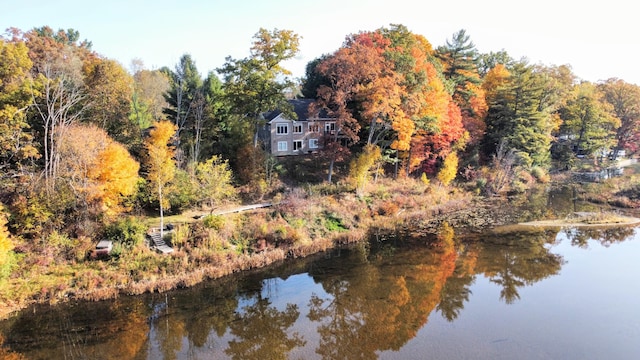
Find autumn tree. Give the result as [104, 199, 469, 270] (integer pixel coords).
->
[57, 124, 140, 220]
[436, 30, 487, 149]
[6, 27, 98, 193]
[218, 28, 300, 148]
[0, 39, 39, 178]
[83, 57, 134, 144]
[144, 121, 177, 237]
[555, 82, 619, 164]
[376, 26, 466, 176]
[309, 40, 367, 182]
[349, 144, 382, 197]
[437, 151, 459, 186]
[482, 63, 511, 105]
[5, 26, 93, 76]
[308, 25, 467, 180]
[32, 58, 87, 192]
[477, 50, 514, 78]
[131, 60, 170, 121]
[598, 78, 640, 156]
[194, 155, 237, 209]
[482, 61, 555, 167]
[0, 203, 16, 280]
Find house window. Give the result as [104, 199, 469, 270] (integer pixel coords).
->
[276, 123, 288, 135]
[309, 123, 320, 132]
[325, 122, 336, 133]
[277, 141, 287, 151]
[293, 124, 303, 134]
[309, 138, 318, 149]
[293, 140, 303, 151]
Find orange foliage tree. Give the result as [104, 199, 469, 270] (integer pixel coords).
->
[310, 25, 467, 180]
[436, 30, 487, 147]
[58, 124, 140, 218]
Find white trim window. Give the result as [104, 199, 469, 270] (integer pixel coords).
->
[293, 140, 303, 151]
[293, 124, 303, 134]
[276, 123, 289, 135]
[309, 138, 318, 149]
[308, 123, 320, 132]
[277, 141, 288, 151]
[325, 122, 336, 133]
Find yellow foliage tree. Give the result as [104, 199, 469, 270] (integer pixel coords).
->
[195, 155, 237, 208]
[144, 121, 177, 235]
[482, 63, 511, 104]
[0, 39, 39, 170]
[349, 144, 382, 197]
[89, 141, 140, 213]
[0, 203, 15, 280]
[59, 124, 140, 218]
[437, 151, 459, 186]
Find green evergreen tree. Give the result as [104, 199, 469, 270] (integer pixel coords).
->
[162, 54, 203, 164]
[436, 29, 481, 101]
[482, 61, 554, 167]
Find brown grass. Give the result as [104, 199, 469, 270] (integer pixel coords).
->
[1, 175, 480, 320]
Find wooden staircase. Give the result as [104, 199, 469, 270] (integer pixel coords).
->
[148, 231, 174, 254]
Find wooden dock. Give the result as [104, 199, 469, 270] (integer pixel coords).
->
[212, 202, 273, 215]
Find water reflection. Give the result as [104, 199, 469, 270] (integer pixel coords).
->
[477, 227, 565, 304]
[225, 297, 304, 360]
[1, 221, 638, 359]
[563, 225, 636, 248]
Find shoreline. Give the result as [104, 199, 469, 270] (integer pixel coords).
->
[0, 195, 484, 321]
[519, 213, 640, 228]
[3, 178, 639, 321]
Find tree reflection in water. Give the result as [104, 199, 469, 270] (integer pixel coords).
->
[563, 225, 636, 248]
[307, 223, 459, 358]
[225, 297, 305, 360]
[475, 227, 565, 304]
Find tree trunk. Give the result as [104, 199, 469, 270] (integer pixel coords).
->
[328, 158, 334, 183]
[158, 181, 164, 240]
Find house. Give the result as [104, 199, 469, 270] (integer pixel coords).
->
[260, 99, 336, 156]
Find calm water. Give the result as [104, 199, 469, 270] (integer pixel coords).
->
[1, 188, 639, 359]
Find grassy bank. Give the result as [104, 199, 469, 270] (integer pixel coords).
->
[0, 177, 474, 320]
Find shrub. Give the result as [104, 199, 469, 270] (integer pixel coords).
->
[323, 212, 346, 232]
[170, 223, 190, 248]
[104, 217, 147, 249]
[530, 166, 550, 183]
[377, 201, 400, 216]
[420, 173, 430, 187]
[202, 214, 225, 230]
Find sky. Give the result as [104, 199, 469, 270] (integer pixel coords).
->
[3, 0, 639, 85]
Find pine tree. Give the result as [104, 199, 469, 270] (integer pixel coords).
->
[482, 61, 554, 167]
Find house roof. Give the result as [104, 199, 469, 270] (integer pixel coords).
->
[264, 99, 329, 122]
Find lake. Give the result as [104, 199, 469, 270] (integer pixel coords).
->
[1, 187, 639, 359]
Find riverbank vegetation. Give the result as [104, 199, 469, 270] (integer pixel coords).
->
[1, 24, 640, 319]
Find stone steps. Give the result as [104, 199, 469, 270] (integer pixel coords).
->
[148, 232, 174, 254]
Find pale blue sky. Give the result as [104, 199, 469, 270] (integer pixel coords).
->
[3, 0, 638, 84]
